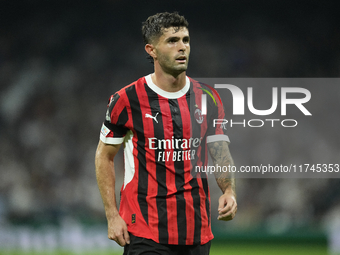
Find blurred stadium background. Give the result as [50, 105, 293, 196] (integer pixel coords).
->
[0, 0, 340, 254]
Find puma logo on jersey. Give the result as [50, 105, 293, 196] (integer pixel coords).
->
[145, 112, 159, 123]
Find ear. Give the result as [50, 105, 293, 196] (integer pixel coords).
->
[145, 44, 157, 60]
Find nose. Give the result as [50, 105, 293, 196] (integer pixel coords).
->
[178, 40, 187, 52]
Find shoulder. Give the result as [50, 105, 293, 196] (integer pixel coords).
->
[188, 77, 222, 105]
[108, 76, 147, 104]
[114, 76, 146, 97]
[189, 77, 217, 93]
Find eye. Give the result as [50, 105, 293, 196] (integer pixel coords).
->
[183, 37, 190, 43]
[168, 38, 177, 43]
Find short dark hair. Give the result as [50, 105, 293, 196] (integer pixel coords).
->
[142, 12, 189, 45]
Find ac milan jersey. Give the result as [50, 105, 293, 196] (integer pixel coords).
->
[99, 74, 229, 245]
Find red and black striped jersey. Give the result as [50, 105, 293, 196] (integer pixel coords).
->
[100, 74, 229, 245]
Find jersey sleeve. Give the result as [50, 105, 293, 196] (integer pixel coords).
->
[206, 87, 230, 144]
[100, 92, 129, 144]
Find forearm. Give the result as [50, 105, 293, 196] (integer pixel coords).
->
[215, 171, 236, 196]
[95, 143, 120, 220]
[208, 141, 236, 196]
[95, 141, 129, 245]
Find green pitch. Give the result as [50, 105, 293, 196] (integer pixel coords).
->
[211, 243, 328, 255]
[0, 243, 329, 255]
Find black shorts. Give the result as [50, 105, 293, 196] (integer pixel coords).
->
[123, 234, 211, 255]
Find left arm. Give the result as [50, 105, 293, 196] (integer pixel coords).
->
[208, 140, 237, 221]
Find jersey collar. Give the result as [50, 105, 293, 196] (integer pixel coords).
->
[145, 74, 190, 99]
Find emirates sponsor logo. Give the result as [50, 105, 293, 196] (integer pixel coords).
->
[148, 136, 202, 150]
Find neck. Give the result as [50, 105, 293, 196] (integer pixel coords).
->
[151, 67, 187, 93]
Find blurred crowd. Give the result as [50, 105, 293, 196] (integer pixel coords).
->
[1, 0, 340, 236]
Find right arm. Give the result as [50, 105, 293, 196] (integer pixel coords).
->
[95, 140, 130, 246]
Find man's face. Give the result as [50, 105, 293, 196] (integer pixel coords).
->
[153, 27, 190, 75]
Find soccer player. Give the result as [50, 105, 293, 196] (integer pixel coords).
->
[95, 12, 237, 255]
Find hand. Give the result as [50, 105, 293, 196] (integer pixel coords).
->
[217, 193, 237, 221]
[107, 214, 130, 246]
